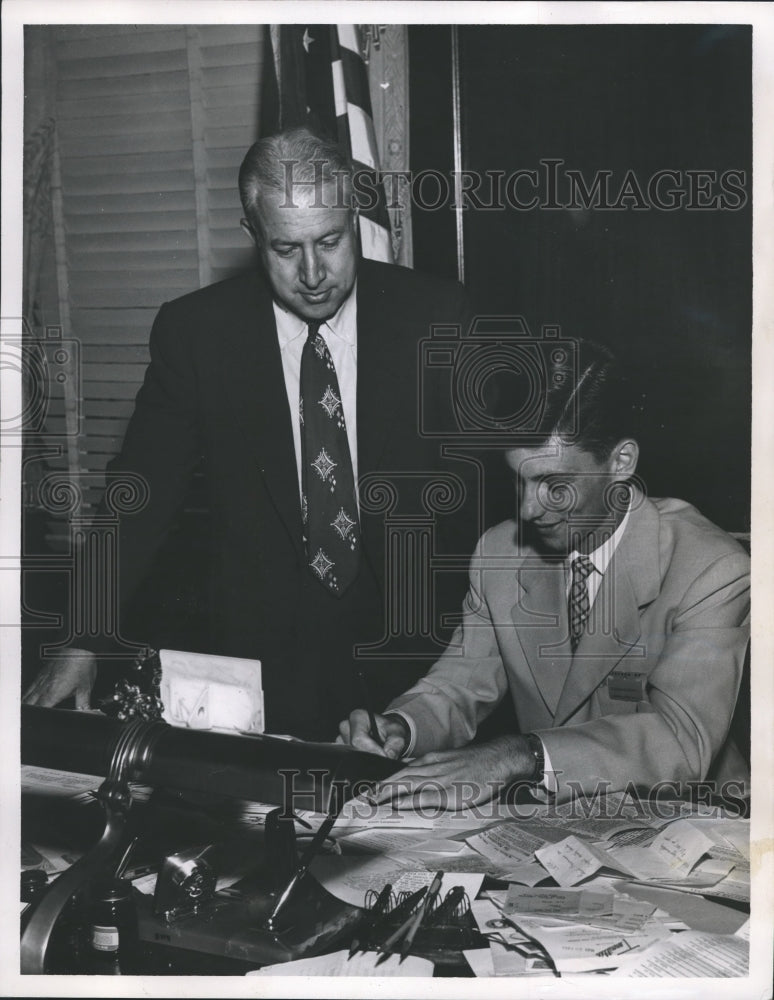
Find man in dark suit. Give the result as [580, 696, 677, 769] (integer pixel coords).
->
[341, 341, 750, 803]
[23, 127, 478, 739]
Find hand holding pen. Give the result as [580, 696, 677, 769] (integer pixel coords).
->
[337, 704, 409, 759]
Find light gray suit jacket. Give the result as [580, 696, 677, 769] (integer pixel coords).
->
[389, 495, 750, 801]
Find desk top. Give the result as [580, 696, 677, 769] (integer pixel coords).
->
[21, 765, 751, 979]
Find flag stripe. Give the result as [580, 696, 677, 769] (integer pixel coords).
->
[331, 59, 347, 118]
[338, 45, 371, 116]
[359, 215, 393, 262]
[336, 24, 360, 56]
[345, 102, 379, 170]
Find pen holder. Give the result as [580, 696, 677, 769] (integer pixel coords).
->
[364, 887, 483, 965]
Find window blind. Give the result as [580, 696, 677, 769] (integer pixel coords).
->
[47, 24, 264, 519]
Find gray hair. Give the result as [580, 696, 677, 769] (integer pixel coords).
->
[238, 126, 354, 219]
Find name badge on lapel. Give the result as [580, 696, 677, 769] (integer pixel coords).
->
[607, 671, 647, 702]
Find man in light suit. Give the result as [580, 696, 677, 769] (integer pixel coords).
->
[23, 127, 479, 739]
[341, 341, 750, 803]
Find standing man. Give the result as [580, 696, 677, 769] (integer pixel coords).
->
[340, 341, 750, 804]
[23, 127, 478, 740]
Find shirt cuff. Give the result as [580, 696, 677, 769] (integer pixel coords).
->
[383, 711, 416, 758]
[540, 739, 557, 795]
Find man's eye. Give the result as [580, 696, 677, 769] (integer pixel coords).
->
[539, 477, 576, 511]
[274, 247, 296, 257]
[320, 239, 340, 250]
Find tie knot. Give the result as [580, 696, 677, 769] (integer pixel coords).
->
[306, 320, 322, 342]
[571, 554, 595, 583]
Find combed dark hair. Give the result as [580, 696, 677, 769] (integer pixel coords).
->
[535, 339, 642, 460]
[238, 126, 354, 219]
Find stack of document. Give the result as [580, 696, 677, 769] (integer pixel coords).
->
[466, 882, 748, 976]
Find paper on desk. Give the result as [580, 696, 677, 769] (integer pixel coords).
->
[491, 941, 554, 976]
[24, 842, 83, 875]
[470, 897, 539, 949]
[511, 913, 670, 973]
[647, 818, 717, 872]
[714, 819, 750, 859]
[410, 837, 469, 854]
[734, 918, 750, 941]
[610, 825, 732, 884]
[246, 948, 433, 976]
[499, 862, 551, 886]
[21, 765, 102, 798]
[392, 851, 507, 876]
[336, 797, 506, 833]
[504, 885, 615, 918]
[619, 882, 749, 935]
[681, 817, 750, 865]
[465, 821, 561, 867]
[529, 811, 653, 844]
[504, 885, 657, 934]
[535, 835, 633, 886]
[309, 853, 484, 909]
[610, 930, 748, 977]
[335, 827, 436, 855]
[668, 864, 749, 902]
[463, 947, 495, 976]
[463, 943, 553, 978]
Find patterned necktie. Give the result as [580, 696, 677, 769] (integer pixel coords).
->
[300, 321, 360, 595]
[569, 554, 595, 651]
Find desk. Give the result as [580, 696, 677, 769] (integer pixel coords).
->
[21, 762, 750, 979]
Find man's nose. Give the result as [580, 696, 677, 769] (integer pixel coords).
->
[299, 248, 324, 288]
[519, 483, 543, 522]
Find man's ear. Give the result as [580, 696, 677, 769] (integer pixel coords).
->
[611, 438, 639, 477]
[240, 218, 258, 245]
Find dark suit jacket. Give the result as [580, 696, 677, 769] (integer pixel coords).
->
[96, 258, 479, 737]
[390, 493, 750, 800]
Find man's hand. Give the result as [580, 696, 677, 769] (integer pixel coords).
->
[337, 709, 409, 759]
[367, 735, 536, 809]
[23, 648, 97, 710]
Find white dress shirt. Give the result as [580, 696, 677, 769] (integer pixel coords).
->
[565, 504, 631, 603]
[273, 284, 359, 503]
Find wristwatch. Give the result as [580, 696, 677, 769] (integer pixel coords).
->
[524, 733, 546, 784]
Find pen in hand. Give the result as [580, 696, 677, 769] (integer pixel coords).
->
[357, 668, 383, 747]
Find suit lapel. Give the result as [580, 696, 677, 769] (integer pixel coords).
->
[553, 494, 662, 725]
[221, 272, 304, 558]
[511, 555, 573, 715]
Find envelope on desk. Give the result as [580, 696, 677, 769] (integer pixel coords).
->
[159, 648, 264, 735]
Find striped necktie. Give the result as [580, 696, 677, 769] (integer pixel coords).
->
[300, 321, 360, 595]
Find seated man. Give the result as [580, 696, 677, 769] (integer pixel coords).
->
[339, 340, 750, 805]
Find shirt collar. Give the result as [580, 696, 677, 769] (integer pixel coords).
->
[273, 280, 358, 349]
[568, 502, 631, 577]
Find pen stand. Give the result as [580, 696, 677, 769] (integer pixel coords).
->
[136, 811, 359, 967]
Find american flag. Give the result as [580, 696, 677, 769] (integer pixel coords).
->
[260, 24, 394, 263]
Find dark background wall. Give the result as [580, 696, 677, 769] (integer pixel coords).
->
[410, 24, 751, 533]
